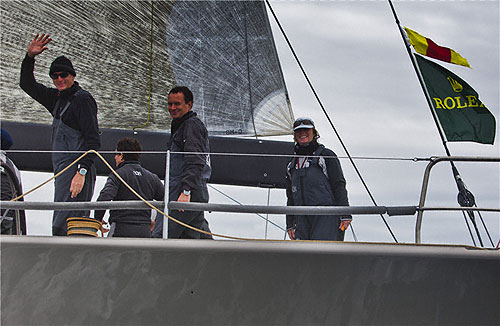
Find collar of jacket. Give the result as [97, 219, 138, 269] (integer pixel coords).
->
[117, 160, 141, 169]
[294, 141, 320, 155]
[171, 111, 196, 135]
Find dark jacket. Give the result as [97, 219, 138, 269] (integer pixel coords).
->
[285, 143, 351, 230]
[1, 151, 26, 234]
[19, 54, 100, 169]
[151, 111, 211, 239]
[95, 161, 164, 224]
[169, 111, 211, 191]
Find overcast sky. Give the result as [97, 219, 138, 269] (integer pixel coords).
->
[18, 0, 499, 247]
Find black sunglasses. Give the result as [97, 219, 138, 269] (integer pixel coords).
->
[293, 119, 314, 129]
[50, 71, 70, 79]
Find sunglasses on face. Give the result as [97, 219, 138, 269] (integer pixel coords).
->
[50, 71, 70, 79]
[293, 119, 314, 129]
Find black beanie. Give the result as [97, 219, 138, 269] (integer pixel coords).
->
[49, 56, 76, 76]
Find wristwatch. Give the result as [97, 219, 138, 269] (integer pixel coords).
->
[183, 189, 191, 196]
[77, 165, 88, 176]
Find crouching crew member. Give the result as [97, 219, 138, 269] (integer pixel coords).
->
[95, 138, 164, 238]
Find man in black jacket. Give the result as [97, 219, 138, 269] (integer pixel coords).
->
[1, 129, 27, 235]
[95, 138, 164, 238]
[152, 86, 212, 239]
[19, 33, 100, 236]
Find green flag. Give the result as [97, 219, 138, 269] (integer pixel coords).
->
[415, 54, 496, 144]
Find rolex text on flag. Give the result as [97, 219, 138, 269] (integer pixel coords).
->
[415, 54, 495, 144]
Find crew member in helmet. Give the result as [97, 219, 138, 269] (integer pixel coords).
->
[285, 117, 351, 241]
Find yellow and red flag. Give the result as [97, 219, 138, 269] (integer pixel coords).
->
[404, 27, 471, 68]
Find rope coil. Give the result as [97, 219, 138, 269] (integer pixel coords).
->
[67, 217, 103, 237]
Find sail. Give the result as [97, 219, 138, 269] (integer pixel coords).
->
[0, 0, 295, 188]
[0, 0, 294, 137]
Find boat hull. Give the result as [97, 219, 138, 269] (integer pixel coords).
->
[1, 236, 498, 325]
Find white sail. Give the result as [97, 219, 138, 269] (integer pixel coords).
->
[0, 0, 294, 136]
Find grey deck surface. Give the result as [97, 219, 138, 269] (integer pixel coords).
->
[1, 236, 499, 325]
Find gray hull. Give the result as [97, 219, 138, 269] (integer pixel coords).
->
[1, 236, 499, 325]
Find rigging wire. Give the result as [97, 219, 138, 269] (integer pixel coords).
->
[462, 210, 477, 247]
[476, 210, 495, 247]
[350, 223, 358, 242]
[460, 202, 495, 247]
[265, 0, 398, 243]
[8, 148, 497, 246]
[6, 149, 429, 162]
[466, 209, 483, 247]
[452, 166, 489, 247]
[386, 0, 492, 247]
[453, 167, 494, 247]
[208, 184, 286, 232]
[8, 148, 495, 245]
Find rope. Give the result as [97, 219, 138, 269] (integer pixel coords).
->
[10, 151, 89, 202]
[11, 149, 368, 243]
[10, 150, 285, 241]
[67, 229, 99, 237]
[265, 0, 398, 242]
[67, 217, 103, 237]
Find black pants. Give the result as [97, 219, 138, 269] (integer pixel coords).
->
[108, 222, 151, 238]
[168, 187, 210, 239]
[52, 165, 96, 236]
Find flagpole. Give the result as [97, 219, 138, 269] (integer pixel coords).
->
[387, 0, 452, 155]
[386, 0, 487, 246]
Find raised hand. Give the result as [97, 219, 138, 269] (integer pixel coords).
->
[27, 33, 52, 58]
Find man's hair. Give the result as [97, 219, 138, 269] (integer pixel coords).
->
[169, 86, 193, 104]
[116, 137, 142, 161]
